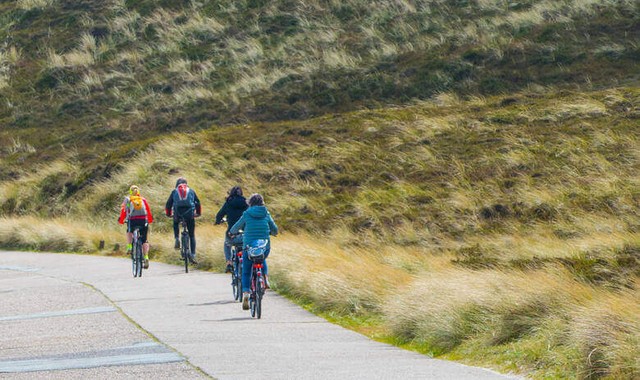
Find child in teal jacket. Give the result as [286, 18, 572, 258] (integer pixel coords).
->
[229, 193, 278, 309]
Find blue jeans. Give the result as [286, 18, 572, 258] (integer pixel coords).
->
[242, 243, 270, 293]
[223, 235, 232, 261]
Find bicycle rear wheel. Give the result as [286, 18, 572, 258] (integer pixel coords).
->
[131, 249, 137, 277]
[255, 275, 263, 319]
[231, 263, 238, 301]
[249, 273, 256, 317]
[136, 244, 143, 278]
[133, 241, 143, 278]
[235, 275, 242, 302]
[181, 232, 190, 273]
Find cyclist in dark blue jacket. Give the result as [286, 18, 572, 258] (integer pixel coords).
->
[165, 178, 202, 263]
[229, 193, 278, 310]
[215, 186, 248, 273]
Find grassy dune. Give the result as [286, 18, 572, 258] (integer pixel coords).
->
[1, 0, 639, 378]
[1, 0, 639, 184]
[2, 86, 639, 378]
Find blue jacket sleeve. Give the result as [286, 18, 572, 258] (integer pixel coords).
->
[192, 191, 202, 215]
[267, 213, 278, 236]
[229, 213, 246, 234]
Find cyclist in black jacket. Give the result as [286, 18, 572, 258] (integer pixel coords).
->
[215, 186, 248, 272]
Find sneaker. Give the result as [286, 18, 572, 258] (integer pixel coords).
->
[264, 275, 270, 290]
[126, 247, 132, 256]
[143, 258, 149, 269]
[242, 292, 250, 310]
[174, 238, 180, 249]
[189, 255, 198, 265]
[225, 263, 233, 273]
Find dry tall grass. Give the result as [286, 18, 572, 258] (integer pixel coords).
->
[2, 85, 639, 378]
[16, 0, 55, 11]
[0, 216, 120, 253]
[3, 212, 637, 378]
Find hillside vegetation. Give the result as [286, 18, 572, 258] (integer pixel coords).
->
[1, 1, 639, 379]
[1, 0, 639, 183]
[2, 86, 639, 379]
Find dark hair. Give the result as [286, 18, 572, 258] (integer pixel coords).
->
[248, 193, 264, 206]
[226, 186, 243, 201]
[175, 177, 187, 187]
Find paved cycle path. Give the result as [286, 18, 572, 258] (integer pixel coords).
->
[0, 251, 520, 379]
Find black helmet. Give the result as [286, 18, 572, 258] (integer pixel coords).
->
[175, 177, 187, 187]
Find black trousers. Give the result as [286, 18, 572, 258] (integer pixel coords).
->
[127, 220, 149, 243]
[175, 217, 196, 256]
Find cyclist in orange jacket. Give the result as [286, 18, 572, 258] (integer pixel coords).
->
[118, 185, 154, 268]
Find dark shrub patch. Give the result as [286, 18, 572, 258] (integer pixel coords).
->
[39, 173, 70, 200]
[259, 14, 300, 35]
[529, 203, 557, 221]
[491, 299, 551, 345]
[1, 198, 18, 215]
[298, 169, 317, 180]
[509, 256, 552, 270]
[351, 216, 376, 231]
[479, 204, 511, 219]
[334, 174, 360, 188]
[452, 244, 500, 269]
[559, 252, 632, 288]
[90, 25, 109, 40]
[462, 48, 488, 65]
[36, 67, 81, 90]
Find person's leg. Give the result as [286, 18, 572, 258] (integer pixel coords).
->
[241, 253, 252, 292]
[173, 218, 180, 248]
[263, 244, 270, 288]
[263, 243, 270, 276]
[173, 218, 179, 238]
[141, 225, 150, 258]
[224, 235, 232, 272]
[187, 218, 196, 258]
[126, 221, 133, 254]
[140, 224, 150, 268]
[241, 252, 252, 309]
[224, 235, 232, 262]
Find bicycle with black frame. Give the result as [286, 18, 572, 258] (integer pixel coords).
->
[177, 217, 195, 273]
[131, 226, 144, 278]
[227, 231, 244, 302]
[246, 239, 268, 319]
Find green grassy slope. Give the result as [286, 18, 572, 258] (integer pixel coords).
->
[1, 1, 639, 378]
[1, 0, 639, 186]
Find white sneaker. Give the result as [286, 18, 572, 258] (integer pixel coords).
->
[242, 292, 250, 310]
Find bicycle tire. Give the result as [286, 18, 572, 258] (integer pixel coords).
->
[131, 247, 137, 277]
[181, 232, 190, 273]
[236, 274, 242, 302]
[256, 274, 263, 319]
[131, 231, 141, 278]
[231, 260, 239, 300]
[135, 240, 143, 278]
[249, 272, 256, 317]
